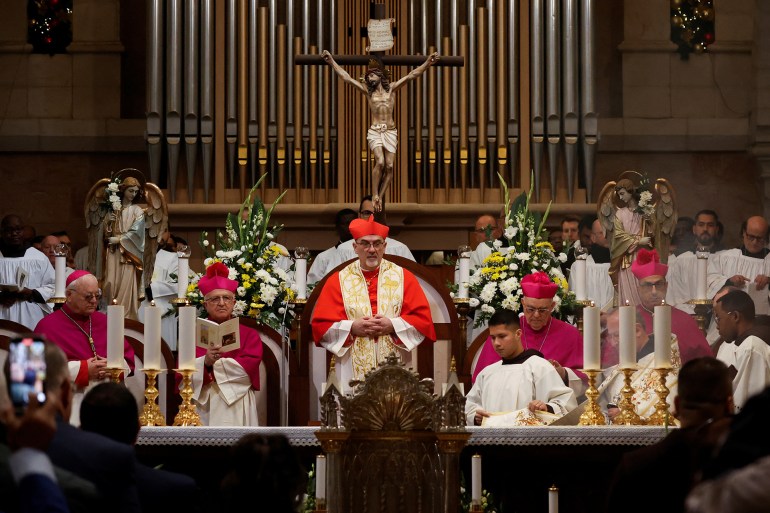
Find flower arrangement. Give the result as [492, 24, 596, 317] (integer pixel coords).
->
[633, 175, 655, 218]
[468, 175, 575, 327]
[186, 179, 296, 330]
[103, 177, 122, 212]
[460, 472, 498, 513]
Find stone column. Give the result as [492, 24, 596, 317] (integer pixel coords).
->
[751, 0, 770, 219]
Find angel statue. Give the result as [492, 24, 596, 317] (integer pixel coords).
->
[597, 171, 677, 306]
[85, 169, 168, 320]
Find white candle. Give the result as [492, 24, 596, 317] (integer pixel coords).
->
[457, 254, 470, 299]
[177, 306, 197, 369]
[573, 258, 587, 301]
[654, 303, 672, 368]
[696, 255, 708, 299]
[619, 305, 636, 369]
[144, 303, 162, 369]
[107, 303, 124, 368]
[582, 305, 600, 370]
[471, 454, 482, 502]
[315, 455, 326, 500]
[177, 256, 189, 299]
[54, 255, 66, 298]
[295, 258, 307, 299]
[549, 486, 559, 513]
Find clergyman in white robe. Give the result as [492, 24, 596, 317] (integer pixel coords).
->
[708, 249, 770, 316]
[716, 335, 770, 413]
[138, 249, 179, 350]
[0, 247, 55, 329]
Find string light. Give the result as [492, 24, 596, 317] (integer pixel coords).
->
[27, 0, 73, 55]
[670, 0, 715, 59]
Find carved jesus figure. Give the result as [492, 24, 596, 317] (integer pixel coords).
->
[322, 50, 440, 212]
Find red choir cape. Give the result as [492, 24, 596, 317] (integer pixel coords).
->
[196, 323, 263, 389]
[472, 316, 584, 383]
[311, 266, 436, 346]
[34, 304, 135, 387]
[637, 306, 712, 363]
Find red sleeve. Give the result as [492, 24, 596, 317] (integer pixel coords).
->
[310, 272, 348, 345]
[74, 360, 89, 388]
[401, 270, 436, 343]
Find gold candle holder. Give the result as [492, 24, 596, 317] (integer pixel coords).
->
[578, 369, 606, 426]
[470, 504, 483, 512]
[139, 368, 166, 426]
[686, 298, 711, 335]
[453, 297, 471, 345]
[47, 296, 66, 304]
[106, 367, 123, 383]
[173, 368, 202, 426]
[574, 299, 593, 334]
[170, 297, 190, 305]
[612, 368, 644, 425]
[314, 498, 327, 513]
[289, 297, 307, 365]
[646, 367, 676, 426]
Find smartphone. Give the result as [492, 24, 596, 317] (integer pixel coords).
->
[9, 336, 46, 413]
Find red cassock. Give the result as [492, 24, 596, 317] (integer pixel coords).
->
[195, 324, 263, 389]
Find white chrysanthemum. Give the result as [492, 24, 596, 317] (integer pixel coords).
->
[278, 307, 286, 315]
[480, 304, 495, 314]
[501, 295, 519, 311]
[552, 294, 562, 312]
[237, 286, 246, 297]
[228, 268, 238, 280]
[274, 268, 288, 280]
[232, 300, 246, 316]
[257, 257, 265, 265]
[493, 239, 503, 249]
[255, 269, 271, 281]
[504, 226, 518, 239]
[203, 240, 210, 247]
[509, 263, 519, 271]
[542, 262, 549, 269]
[469, 273, 483, 286]
[480, 282, 497, 303]
[260, 283, 278, 305]
[107, 182, 119, 192]
[499, 277, 518, 295]
[236, 258, 245, 265]
[240, 246, 246, 252]
[469, 298, 480, 308]
[516, 252, 530, 262]
[215, 250, 224, 258]
[557, 252, 567, 263]
[242, 262, 253, 269]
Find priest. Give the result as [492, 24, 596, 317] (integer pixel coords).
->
[472, 272, 585, 397]
[34, 270, 134, 425]
[311, 216, 435, 386]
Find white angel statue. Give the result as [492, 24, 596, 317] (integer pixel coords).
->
[85, 169, 168, 320]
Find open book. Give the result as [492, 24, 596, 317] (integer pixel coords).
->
[196, 317, 241, 352]
[0, 267, 28, 293]
[481, 408, 561, 427]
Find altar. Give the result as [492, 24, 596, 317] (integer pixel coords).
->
[135, 426, 671, 513]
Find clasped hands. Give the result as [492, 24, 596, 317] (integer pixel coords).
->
[87, 355, 107, 381]
[729, 273, 770, 290]
[351, 315, 394, 338]
[473, 401, 550, 426]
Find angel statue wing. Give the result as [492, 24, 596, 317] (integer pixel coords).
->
[653, 178, 677, 264]
[596, 180, 618, 248]
[142, 182, 169, 291]
[84, 178, 111, 278]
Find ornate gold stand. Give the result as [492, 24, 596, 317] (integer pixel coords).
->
[47, 297, 66, 304]
[139, 368, 166, 426]
[612, 368, 644, 425]
[170, 297, 190, 305]
[289, 297, 307, 363]
[646, 367, 676, 426]
[313, 498, 327, 513]
[578, 369, 606, 426]
[686, 299, 711, 335]
[173, 368, 202, 426]
[105, 367, 123, 383]
[453, 297, 471, 345]
[470, 504, 483, 512]
[574, 299, 593, 334]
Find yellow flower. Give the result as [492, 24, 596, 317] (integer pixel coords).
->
[554, 276, 569, 291]
[241, 273, 251, 281]
[535, 241, 554, 251]
[243, 281, 252, 289]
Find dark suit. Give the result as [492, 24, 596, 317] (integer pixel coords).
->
[135, 462, 199, 513]
[17, 473, 69, 513]
[47, 420, 141, 513]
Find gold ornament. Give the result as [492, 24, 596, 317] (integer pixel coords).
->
[701, 7, 714, 21]
[671, 15, 685, 28]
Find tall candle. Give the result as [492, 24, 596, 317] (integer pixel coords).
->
[107, 303, 124, 368]
[177, 306, 197, 369]
[457, 250, 470, 299]
[582, 305, 600, 370]
[549, 486, 559, 513]
[144, 302, 162, 369]
[315, 455, 326, 500]
[177, 256, 189, 299]
[295, 258, 307, 299]
[696, 254, 708, 299]
[619, 305, 636, 369]
[471, 454, 482, 502]
[54, 255, 66, 298]
[573, 258, 586, 301]
[654, 302, 672, 368]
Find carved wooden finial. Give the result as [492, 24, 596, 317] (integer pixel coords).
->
[330, 355, 336, 373]
[450, 356, 456, 373]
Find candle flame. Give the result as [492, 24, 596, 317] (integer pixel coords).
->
[624, 299, 630, 306]
[150, 300, 156, 307]
[111, 298, 118, 305]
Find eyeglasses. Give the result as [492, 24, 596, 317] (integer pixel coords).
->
[639, 280, 667, 290]
[79, 290, 103, 302]
[523, 306, 551, 316]
[744, 233, 768, 244]
[714, 310, 736, 323]
[205, 295, 235, 304]
[356, 239, 385, 250]
[359, 210, 374, 218]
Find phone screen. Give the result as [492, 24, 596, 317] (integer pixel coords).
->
[9, 336, 46, 411]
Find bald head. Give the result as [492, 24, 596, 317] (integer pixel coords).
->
[65, 274, 100, 316]
[472, 214, 501, 249]
[591, 219, 608, 248]
[742, 216, 770, 255]
[41, 235, 60, 265]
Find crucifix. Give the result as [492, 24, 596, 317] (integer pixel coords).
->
[295, 2, 463, 216]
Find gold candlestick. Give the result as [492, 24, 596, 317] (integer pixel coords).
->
[646, 367, 677, 426]
[612, 368, 644, 425]
[686, 299, 711, 335]
[578, 369, 606, 425]
[314, 498, 327, 513]
[139, 368, 166, 426]
[470, 504, 483, 512]
[453, 297, 471, 345]
[105, 367, 123, 383]
[289, 297, 307, 365]
[173, 368, 202, 426]
[574, 299, 593, 334]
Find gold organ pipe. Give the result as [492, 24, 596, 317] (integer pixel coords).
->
[415, 66, 423, 198]
[276, 24, 287, 190]
[476, 7, 488, 197]
[237, 0, 248, 195]
[428, 44, 437, 200]
[258, 6, 268, 196]
[360, 36, 368, 197]
[496, 0, 507, 168]
[459, 25, 469, 201]
[293, 37, 303, 199]
[442, 37, 452, 200]
[309, 45, 319, 200]
[323, 64, 331, 199]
